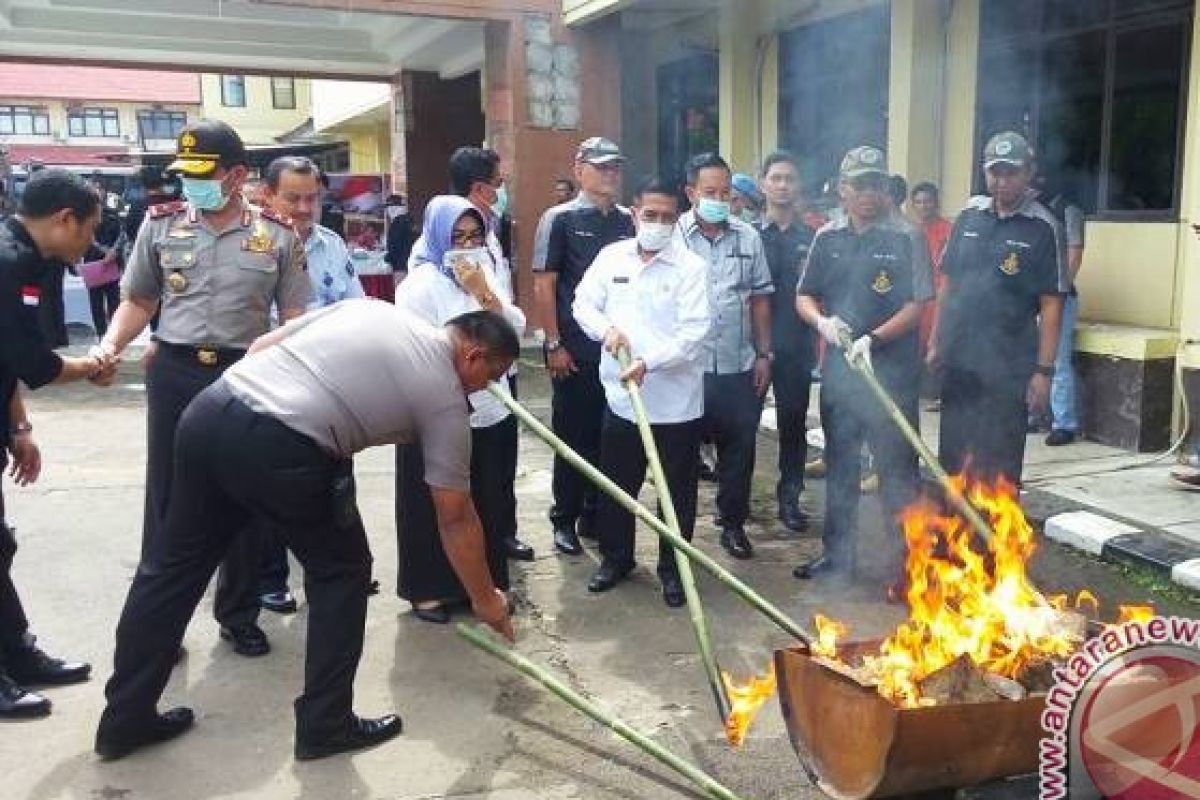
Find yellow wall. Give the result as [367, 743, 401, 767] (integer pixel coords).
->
[1077, 223, 1181, 330]
[940, 0, 981, 213]
[718, 0, 763, 173]
[200, 75, 311, 145]
[1173, 5, 1200, 368]
[325, 124, 390, 174]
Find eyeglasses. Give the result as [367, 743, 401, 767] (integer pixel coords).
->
[452, 227, 485, 245]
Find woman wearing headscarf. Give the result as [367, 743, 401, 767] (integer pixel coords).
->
[393, 196, 526, 623]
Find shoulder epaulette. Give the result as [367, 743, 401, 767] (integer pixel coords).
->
[147, 201, 186, 219]
[259, 207, 295, 227]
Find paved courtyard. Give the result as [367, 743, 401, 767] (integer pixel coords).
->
[2, 352, 1192, 800]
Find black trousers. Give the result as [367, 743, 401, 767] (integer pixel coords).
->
[939, 366, 1029, 486]
[100, 383, 372, 742]
[773, 353, 813, 498]
[549, 360, 606, 529]
[395, 416, 514, 603]
[143, 345, 261, 629]
[595, 410, 700, 579]
[0, 454, 30, 672]
[821, 365, 919, 571]
[702, 371, 762, 528]
[88, 282, 120, 339]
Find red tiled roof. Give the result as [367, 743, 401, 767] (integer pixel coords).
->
[6, 144, 132, 168]
[0, 64, 200, 104]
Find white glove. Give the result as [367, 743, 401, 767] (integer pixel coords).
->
[815, 315, 851, 347]
[847, 335, 873, 370]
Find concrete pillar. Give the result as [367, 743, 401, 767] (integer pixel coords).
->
[887, 0, 950, 191]
[940, 0, 981, 212]
[718, 0, 761, 172]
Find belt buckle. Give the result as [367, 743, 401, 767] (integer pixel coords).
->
[196, 347, 219, 367]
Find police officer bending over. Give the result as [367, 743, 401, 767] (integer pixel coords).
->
[0, 170, 118, 718]
[95, 304, 517, 761]
[794, 147, 929, 583]
[96, 120, 311, 658]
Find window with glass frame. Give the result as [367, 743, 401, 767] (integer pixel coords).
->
[976, 0, 1191, 217]
[271, 77, 296, 110]
[221, 75, 247, 107]
[67, 107, 120, 138]
[0, 105, 51, 136]
[137, 110, 188, 142]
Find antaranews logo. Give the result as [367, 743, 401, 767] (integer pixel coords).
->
[1040, 616, 1200, 798]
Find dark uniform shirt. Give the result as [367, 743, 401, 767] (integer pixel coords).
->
[757, 217, 816, 365]
[798, 217, 921, 385]
[0, 217, 64, 450]
[544, 203, 635, 362]
[939, 194, 1065, 380]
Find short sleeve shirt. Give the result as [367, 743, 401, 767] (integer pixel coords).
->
[122, 201, 311, 348]
[798, 217, 919, 381]
[0, 217, 64, 448]
[939, 194, 1066, 379]
[678, 211, 774, 375]
[543, 201, 635, 362]
[224, 300, 471, 489]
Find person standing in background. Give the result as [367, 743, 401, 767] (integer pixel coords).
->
[1038, 175, 1086, 447]
[910, 181, 953, 410]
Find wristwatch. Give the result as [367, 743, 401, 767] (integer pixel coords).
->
[756, 351, 774, 362]
[1034, 364, 1055, 378]
[11, 422, 32, 436]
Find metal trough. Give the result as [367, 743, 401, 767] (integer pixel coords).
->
[774, 641, 1045, 799]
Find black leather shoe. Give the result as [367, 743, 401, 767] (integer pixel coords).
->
[6, 640, 91, 687]
[1045, 429, 1077, 447]
[504, 536, 535, 561]
[792, 555, 844, 579]
[219, 624, 269, 657]
[778, 501, 809, 533]
[719, 528, 753, 560]
[553, 525, 583, 556]
[412, 604, 450, 625]
[95, 707, 195, 760]
[0, 674, 50, 718]
[295, 713, 403, 761]
[587, 560, 633, 593]
[661, 576, 686, 608]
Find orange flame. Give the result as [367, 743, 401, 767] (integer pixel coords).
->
[810, 476, 1151, 707]
[722, 666, 777, 747]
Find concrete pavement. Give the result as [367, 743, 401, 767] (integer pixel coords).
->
[1, 351, 1194, 800]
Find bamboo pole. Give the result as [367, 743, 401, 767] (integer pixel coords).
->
[488, 383, 813, 645]
[617, 348, 732, 723]
[458, 623, 752, 800]
[838, 339, 996, 544]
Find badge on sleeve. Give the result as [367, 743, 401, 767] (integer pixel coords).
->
[20, 286, 40, 307]
[1000, 252, 1021, 276]
[167, 271, 189, 293]
[244, 221, 275, 254]
[872, 270, 894, 294]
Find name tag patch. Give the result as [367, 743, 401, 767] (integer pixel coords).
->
[613, 276, 630, 284]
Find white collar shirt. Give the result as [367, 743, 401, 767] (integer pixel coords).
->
[572, 237, 711, 424]
[305, 224, 365, 310]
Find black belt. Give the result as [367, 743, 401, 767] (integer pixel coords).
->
[157, 341, 247, 368]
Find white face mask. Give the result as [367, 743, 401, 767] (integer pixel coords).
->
[637, 222, 674, 253]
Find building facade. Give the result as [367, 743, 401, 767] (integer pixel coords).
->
[199, 74, 313, 145]
[568, 0, 1200, 452]
[0, 64, 200, 168]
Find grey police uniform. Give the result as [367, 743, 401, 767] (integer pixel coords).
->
[122, 198, 310, 632]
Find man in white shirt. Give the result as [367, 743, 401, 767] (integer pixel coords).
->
[258, 156, 366, 614]
[572, 176, 711, 607]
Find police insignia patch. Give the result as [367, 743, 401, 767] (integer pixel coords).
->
[1000, 252, 1020, 276]
[167, 271, 189, 293]
[245, 222, 274, 253]
[872, 270, 893, 294]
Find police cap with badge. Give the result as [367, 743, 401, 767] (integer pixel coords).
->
[166, 119, 249, 179]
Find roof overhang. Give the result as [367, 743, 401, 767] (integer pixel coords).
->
[0, 0, 488, 80]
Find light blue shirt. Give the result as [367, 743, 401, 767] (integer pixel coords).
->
[305, 224, 365, 310]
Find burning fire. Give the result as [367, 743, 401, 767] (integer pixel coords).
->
[722, 667, 777, 747]
[812, 475, 1155, 707]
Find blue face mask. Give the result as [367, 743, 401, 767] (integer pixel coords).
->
[491, 184, 509, 219]
[695, 196, 731, 225]
[181, 177, 228, 211]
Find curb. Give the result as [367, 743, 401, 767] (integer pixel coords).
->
[1026, 488, 1200, 594]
